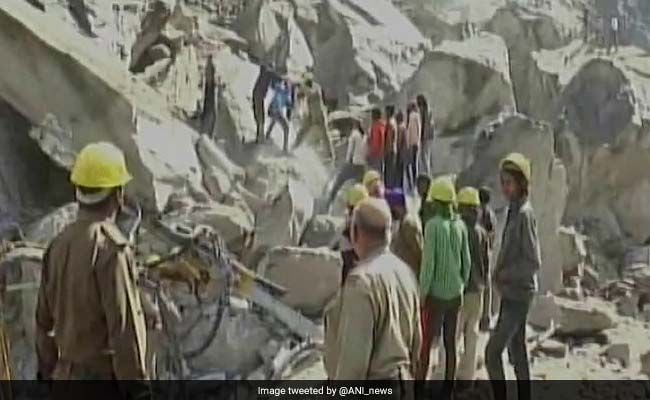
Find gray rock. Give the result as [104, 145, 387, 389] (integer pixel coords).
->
[0, 1, 205, 212]
[558, 226, 587, 273]
[530, 294, 616, 336]
[258, 246, 342, 316]
[300, 215, 345, 248]
[536, 339, 567, 358]
[603, 343, 631, 369]
[24, 203, 79, 245]
[640, 351, 650, 377]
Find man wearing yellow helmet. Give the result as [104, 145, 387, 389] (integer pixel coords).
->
[330, 184, 369, 284]
[486, 152, 540, 400]
[363, 169, 385, 199]
[456, 187, 490, 387]
[418, 177, 470, 398]
[35, 143, 149, 385]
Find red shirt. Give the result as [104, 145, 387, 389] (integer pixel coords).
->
[368, 120, 386, 159]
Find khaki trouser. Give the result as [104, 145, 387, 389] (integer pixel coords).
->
[457, 290, 484, 381]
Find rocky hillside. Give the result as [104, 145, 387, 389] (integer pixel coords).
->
[1, 0, 650, 383]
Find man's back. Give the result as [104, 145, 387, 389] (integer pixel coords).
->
[326, 249, 421, 380]
[36, 212, 147, 380]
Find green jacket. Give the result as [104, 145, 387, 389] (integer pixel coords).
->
[419, 204, 471, 300]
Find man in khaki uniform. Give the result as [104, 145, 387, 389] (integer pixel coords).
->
[36, 142, 148, 386]
[325, 198, 421, 382]
[293, 74, 335, 161]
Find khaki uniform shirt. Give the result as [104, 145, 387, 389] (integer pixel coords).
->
[391, 215, 423, 277]
[36, 210, 148, 380]
[324, 247, 421, 380]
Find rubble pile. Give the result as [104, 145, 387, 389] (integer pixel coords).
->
[0, 0, 649, 383]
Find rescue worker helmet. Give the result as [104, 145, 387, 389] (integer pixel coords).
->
[500, 152, 531, 183]
[363, 170, 382, 189]
[427, 176, 456, 204]
[346, 184, 369, 208]
[457, 187, 481, 207]
[71, 142, 132, 188]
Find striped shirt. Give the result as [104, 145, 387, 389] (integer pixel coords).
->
[419, 207, 471, 300]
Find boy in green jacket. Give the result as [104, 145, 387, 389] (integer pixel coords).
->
[418, 177, 470, 399]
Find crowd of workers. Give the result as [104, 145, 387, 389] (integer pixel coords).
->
[327, 150, 540, 399]
[32, 97, 538, 400]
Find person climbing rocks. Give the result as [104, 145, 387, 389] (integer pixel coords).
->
[395, 110, 408, 188]
[363, 170, 385, 199]
[367, 108, 386, 173]
[325, 198, 421, 381]
[418, 177, 471, 400]
[386, 187, 423, 275]
[417, 95, 435, 177]
[485, 153, 541, 400]
[383, 105, 398, 187]
[330, 184, 369, 285]
[252, 63, 278, 144]
[609, 15, 620, 54]
[201, 55, 217, 137]
[36, 143, 149, 392]
[456, 187, 490, 387]
[265, 79, 292, 153]
[406, 102, 421, 191]
[292, 73, 335, 161]
[328, 117, 367, 206]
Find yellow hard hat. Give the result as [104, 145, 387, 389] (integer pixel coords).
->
[347, 184, 369, 208]
[363, 170, 381, 188]
[427, 176, 456, 203]
[457, 187, 481, 207]
[70, 142, 132, 188]
[500, 152, 531, 183]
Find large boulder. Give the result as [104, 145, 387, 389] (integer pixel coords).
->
[529, 294, 617, 336]
[0, 101, 71, 231]
[295, 0, 429, 107]
[24, 203, 79, 245]
[161, 202, 254, 256]
[300, 215, 345, 248]
[235, 0, 314, 76]
[258, 246, 342, 316]
[390, 34, 515, 133]
[0, 1, 205, 212]
[459, 115, 568, 293]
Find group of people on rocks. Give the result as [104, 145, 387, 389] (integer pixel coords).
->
[328, 94, 435, 208]
[327, 151, 541, 400]
[252, 64, 334, 160]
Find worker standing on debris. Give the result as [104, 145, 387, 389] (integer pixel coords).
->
[292, 73, 335, 161]
[387, 187, 423, 276]
[363, 170, 385, 199]
[331, 184, 369, 285]
[367, 108, 386, 173]
[327, 117, 367, 207]
[417, 95, 435, 176]
[406, 102, 421, 191]
[36, 143, 149, 387]
[265, 79, 293, 153]
[485, 153, 541, 400]
[417, 175, 433, 226]
[456, 187, 490, 387]
[479, 186, 497, 328]
[383, 105, 398, 187]
[253, 63, 278, 144]
[325, 198, 421, 381]
[418, 177, 470, 400]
